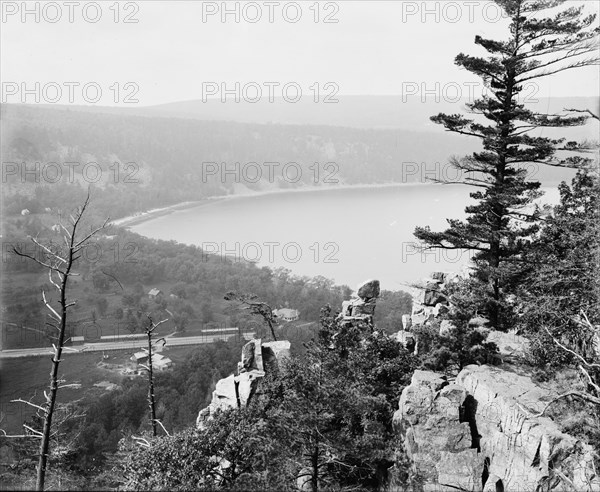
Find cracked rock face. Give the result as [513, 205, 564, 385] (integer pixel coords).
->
[394, 366, 600, 491]
[393, 371, 481, 491]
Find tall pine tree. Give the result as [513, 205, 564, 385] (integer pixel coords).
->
[414, 0, 599, 329]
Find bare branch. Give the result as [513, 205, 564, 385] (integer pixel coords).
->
[154, 419, 171, 437]
[23, 425, 44, 436]
[11, 399, 47, 414]
[544, 326, 600, 369]
[29, 237, 67, 264]
[579, 365, 600, 395]
[132, 436, 151, 448]
[59, 222, 72, 240]
[42, 291, 61, 322]
[526, 391, 600, 418]
[73, 218, 109, 250]
[12, 248, 62, 274]
[1, 429, 42, 439]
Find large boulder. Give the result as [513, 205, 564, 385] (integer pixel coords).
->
[357, 279, 380, 300]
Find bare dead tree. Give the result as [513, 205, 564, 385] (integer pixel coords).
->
[9, 193, 107, 491]
[138, 315, 168, 437]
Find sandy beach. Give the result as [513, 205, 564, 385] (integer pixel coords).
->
[109, 200, 209, 228]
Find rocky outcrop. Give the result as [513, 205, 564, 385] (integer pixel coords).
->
[196, 338, 290, 429]
[409, 271, 455, 328]
[197, 280, 381, 429]
[395, 271, 456, 352]
[397, 270, 531, 362]
[394, 366, 600, 491]
[338, 279, 380, 331]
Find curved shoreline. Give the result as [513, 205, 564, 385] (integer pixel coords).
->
[111, 181, 435, 229]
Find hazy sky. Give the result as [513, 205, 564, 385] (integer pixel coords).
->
[1, 0, 599, 106]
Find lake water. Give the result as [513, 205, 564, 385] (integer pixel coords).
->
[131, 184, 560, 292]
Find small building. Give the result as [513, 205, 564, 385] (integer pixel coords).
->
[148, 288, 163, 299]
[71, 336, 85, 345]
[273, 308, 300, 322]
[130, 352, 172, 371]
[153, 354, 172, 371]
[131, 351, 148, 364]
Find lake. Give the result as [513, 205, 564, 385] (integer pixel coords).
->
[130, 184, 560, 292]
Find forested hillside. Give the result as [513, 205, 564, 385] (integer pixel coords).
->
[1, 102, 583, 224]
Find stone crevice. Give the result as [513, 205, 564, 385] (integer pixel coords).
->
[394, 364, 600, 491]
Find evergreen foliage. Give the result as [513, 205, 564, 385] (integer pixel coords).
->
[415, 0, 599, 329]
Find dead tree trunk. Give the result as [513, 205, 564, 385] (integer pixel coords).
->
[147, 326, 157, 437]
[13, 193, 107, 491]
[142, 316, 168, 437]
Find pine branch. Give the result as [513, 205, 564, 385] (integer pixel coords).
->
[564, 108, 600, 121]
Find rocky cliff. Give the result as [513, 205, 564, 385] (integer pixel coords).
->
[394, 365, 599, 491]
[391, 270, 599, 492]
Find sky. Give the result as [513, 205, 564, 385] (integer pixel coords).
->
[1, 0, 599, 106]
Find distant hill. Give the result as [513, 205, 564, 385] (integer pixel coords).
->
[34, 95, 600, 132]
[2, 98, 596, 220]
[143, 95, 600, 132]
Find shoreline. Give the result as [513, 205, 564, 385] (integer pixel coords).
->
[111, 181, 436, 229]
[112, 180, 561, 231]
[109, 200, 220, 228]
